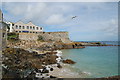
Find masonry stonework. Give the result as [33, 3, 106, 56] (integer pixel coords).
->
[19, 33, 38, 40]
[38, 32, 71, 43]
[18, 32, 71, 43]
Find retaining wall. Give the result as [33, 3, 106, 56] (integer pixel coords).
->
[19, 32, 71, 43]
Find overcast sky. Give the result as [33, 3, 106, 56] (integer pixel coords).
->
[1, 2, 118, 41]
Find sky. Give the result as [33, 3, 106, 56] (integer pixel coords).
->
[1, 2, 118, 41]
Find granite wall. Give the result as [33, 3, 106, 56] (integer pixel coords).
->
[19, 33, 38, 40]
[19, 32, 71, 43]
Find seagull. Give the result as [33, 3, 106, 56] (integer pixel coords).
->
[72, 16, 77, 19]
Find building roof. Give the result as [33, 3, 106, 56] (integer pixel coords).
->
[15, 21, 24, 24]
[27, 21, 35, 26]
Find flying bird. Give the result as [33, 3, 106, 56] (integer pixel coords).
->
[72, 16, 77, 19]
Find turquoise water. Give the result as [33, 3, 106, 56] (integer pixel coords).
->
[61, 46, 118, 78]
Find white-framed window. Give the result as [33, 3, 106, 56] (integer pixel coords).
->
[16, 25, 18, 29]
[40, 27, 42, 30]
[23, 26, 25, 29]
[30, 26, 32, 29]
[36, 27, 38, 30]
[27, 26, 29, 29]
[33, 26, 35, 30]
[12, 23, 14, 26]
[19, 26, 21, 29]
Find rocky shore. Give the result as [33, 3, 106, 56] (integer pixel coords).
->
[7, 40, 119, 51]
[2, 40, 119, 79]
[7, 40, 85, 50]
[2, 47, 76, 79]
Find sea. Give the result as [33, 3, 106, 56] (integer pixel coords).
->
[61, 41, 119, 78]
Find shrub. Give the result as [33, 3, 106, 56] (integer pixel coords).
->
[37, 35, 44, 41]
[7, 32, 19, 41]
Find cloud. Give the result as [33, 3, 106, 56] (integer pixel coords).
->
[3, 2, 73, 25]
[2, 2, 118, 41]
[1, 0, 119, 2]
[45, 14, 68, 25]
[100, 19, 118, 35]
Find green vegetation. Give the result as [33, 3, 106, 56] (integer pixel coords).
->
[37, 35, 44, 42]
[7, 32, 19, 41]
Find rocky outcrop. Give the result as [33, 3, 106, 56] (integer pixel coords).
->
[7, 40, 85, 50]
[53, 42, 85, 50]
[2, 48, 63, 79]
[63, 59, 76, 64]
[80, 42, 120, 46]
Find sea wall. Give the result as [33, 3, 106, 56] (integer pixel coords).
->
[38, 32, 71, 43]
[19, 32, 71, 43]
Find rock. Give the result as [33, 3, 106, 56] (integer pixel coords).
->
[15, 59, 21, 64]
[62, 59, 76, 64]
[41, 68, 49, 73]
[50, 75, 57, 78]
[57, 63, 62, 68]
[50, 68, 54, 71]
[2, 47, 60, 78]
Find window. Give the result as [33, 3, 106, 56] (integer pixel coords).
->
[30, 26, 32, 29]
[2, 33, 5, 38]
[40, 27, 42, 30]
[33, 26, 35, 30]
[19, 26, 21, 29]
[16, 25, 18, 29]
[16, 31, 18, 33]
[27, 26, 29, 29]
[12, 24, 14, 26]
[23, 26, 25, 29]
[36, 27, 38, 30]
[8, 24, 10, 26]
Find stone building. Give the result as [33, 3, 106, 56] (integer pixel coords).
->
[0, 10, 8, 49]
[7, 21, 43, 33]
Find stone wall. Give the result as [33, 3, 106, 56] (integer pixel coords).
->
[7, 40, 47, 49]
[0, 23, 7, 49]
[38, 32, 71, 43]
[19, 32, 71, 43]
[19, 33, 38, 40]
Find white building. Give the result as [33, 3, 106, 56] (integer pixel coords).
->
[7, 21, 43, 33]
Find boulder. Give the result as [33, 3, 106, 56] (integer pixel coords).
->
[41, 68, 49, 73]
[57, 63, 62, 68]
[62, 59, 76, 64]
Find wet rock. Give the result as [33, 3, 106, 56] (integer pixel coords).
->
[15, 59, 21, 64]
[63, 59, 76, 64]
[42, 68, 49, 73]
[50, 75, 57, 78]
[50, 68, 54, 71]
[57, 63, 62, 68]
[2, 47, 61, 78]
